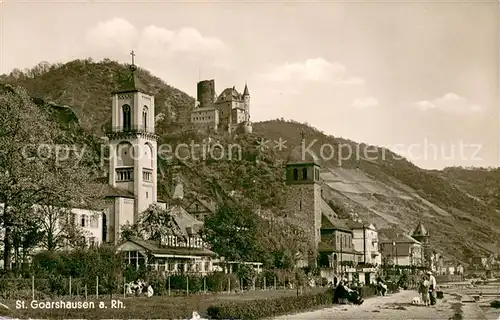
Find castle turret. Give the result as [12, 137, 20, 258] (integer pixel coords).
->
[243, 83, 250, 122]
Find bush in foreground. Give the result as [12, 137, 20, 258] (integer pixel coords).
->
[207, 289, 333, 320]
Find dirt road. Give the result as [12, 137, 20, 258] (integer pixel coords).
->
[273, 290, 458, 320]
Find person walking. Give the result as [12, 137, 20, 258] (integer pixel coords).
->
[427, 271, 437, 306]
[418, 274, 430, 306]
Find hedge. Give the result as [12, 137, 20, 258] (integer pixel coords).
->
[206, 288, 334, 320]
[206, 283, 395, 319]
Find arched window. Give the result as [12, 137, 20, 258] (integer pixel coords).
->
[142, 106, 148, 131]
[122, 105, 131, 131]
[293, 168, 298, 180]
[302, 168, 308, 180]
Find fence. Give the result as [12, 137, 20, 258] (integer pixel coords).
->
[0, 272, 312, 300]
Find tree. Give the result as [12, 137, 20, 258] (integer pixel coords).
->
[0, 85, 103, 269]
[122, 204, 184, 243]
[258, 217, 309, 269]
[202, 201, 264, 262]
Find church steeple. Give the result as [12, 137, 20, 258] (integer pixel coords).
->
[115, 50, 148, 94]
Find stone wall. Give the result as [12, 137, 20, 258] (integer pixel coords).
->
[284, 182, 322, 265]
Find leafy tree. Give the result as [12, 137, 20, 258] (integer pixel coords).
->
[0, 85, 102, 269]
[121, 204, 184, 243]
[202, 201, 265, 262]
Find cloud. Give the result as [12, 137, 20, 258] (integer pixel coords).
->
[352, 96, 379, 109]
[260, 58, 365, 85]
[414, 93, 483, 114]
[84, 18, 228, 65]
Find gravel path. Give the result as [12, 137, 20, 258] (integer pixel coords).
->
[273, 290, 457, 320]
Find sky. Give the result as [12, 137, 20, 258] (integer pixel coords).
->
[0, 0, 499, 170]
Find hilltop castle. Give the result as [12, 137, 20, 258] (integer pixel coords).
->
[190, 79, 253, 134]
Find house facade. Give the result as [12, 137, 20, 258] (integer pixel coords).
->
[343, 221, 381, 266]
[379, 230, 423, 266]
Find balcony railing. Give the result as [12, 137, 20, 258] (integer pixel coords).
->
[106, 125, 155, 134]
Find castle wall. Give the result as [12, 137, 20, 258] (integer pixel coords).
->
[191, 107, 219, 132]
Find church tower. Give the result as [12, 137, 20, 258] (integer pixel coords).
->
[284, 130, 322, 267]
[107, 51, 157, 223]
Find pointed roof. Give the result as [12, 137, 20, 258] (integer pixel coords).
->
[243, 83, 249, 96]
[114, 64, 148, 94]
[412, 221, 428, 237]
[286, 129, 321, 166]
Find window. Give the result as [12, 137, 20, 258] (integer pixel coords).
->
[90, 216, 98, 228]
[299, 200, 302, 210]
[146, 192, 148, 199]
[122, 105, 131, 131]
[117, 168, 133, 181]
[102, 213, 107, 242]
[302, 168, 308, 180]
[81, 214, 89, 227]
[142, 106, 148, 130]
[293, 168, 298, 180]
[142, 170, 152, 182]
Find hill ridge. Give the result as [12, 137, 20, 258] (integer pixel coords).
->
[2, 59, 500, 263]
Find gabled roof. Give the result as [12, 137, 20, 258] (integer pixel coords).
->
[216, 87, 242, 102]
[378, 229, 421, 244]
[118, 238, 216, 257]
[341, 219, 365, 229]
[321, 215, 352, 232]
[170, 205, 204, 236]
[101, 184, 135, 199]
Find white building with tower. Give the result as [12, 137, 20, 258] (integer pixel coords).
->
[104, 54, 159, 244]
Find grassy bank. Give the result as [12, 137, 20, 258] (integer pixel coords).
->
[0, 288, 326, 319]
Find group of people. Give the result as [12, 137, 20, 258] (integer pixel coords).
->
[125, 279, 155, 297]
[418, 271, 437, 306]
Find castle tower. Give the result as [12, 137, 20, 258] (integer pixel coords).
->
[107, 51, 158, 223]
[242, 83, 250, 122]
[197, 79, 216, 108]
[283, 130, 322, 267]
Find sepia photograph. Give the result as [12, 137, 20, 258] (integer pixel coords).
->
[0, 0, 499, 319]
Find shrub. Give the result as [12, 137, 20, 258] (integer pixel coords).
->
[205, 272, 238, 292]
[207, 288, 333, 320]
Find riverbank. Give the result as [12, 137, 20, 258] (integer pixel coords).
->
[273, 281, 500, 320]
